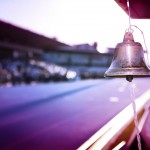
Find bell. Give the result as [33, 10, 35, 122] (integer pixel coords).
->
[104, 32, 150, 82]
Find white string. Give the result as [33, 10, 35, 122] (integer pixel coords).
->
[129, 82, 142, 150]
[126, 0, 150, 69]
[129, 25, 150, 69]
[127, 2, 142, 149]
[127, 0, 132, 32]
[132, 25, 150, 69]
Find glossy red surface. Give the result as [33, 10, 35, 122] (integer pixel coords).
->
[115, 0, 150, 19]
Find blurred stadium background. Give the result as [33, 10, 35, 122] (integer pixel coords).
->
[0, 20, 113, 86]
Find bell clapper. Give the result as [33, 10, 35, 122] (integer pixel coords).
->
[126, 75, 133, 82]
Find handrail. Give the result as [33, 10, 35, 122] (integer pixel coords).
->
[77, 90, 150, 150]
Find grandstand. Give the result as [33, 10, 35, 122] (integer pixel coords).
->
[0, 20, 113, 85]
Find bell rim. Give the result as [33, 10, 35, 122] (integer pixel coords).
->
[104, 71, 150, 78]
[104, 67, 150, 77]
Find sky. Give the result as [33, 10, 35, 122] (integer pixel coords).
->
[0, 0, 150, 53]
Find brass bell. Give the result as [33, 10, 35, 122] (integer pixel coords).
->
[104, 32, 150, 82]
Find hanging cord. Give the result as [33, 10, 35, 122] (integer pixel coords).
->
[127, 27, 143, 150]
[127, 1, 142, 150]
[126, 0, 150, 69]
[127, 0, 132, 32]
[129, 82, 142, 150]
[130, 25, 150, 69]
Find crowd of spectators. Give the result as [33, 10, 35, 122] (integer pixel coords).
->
[0, 59, 77, 86]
